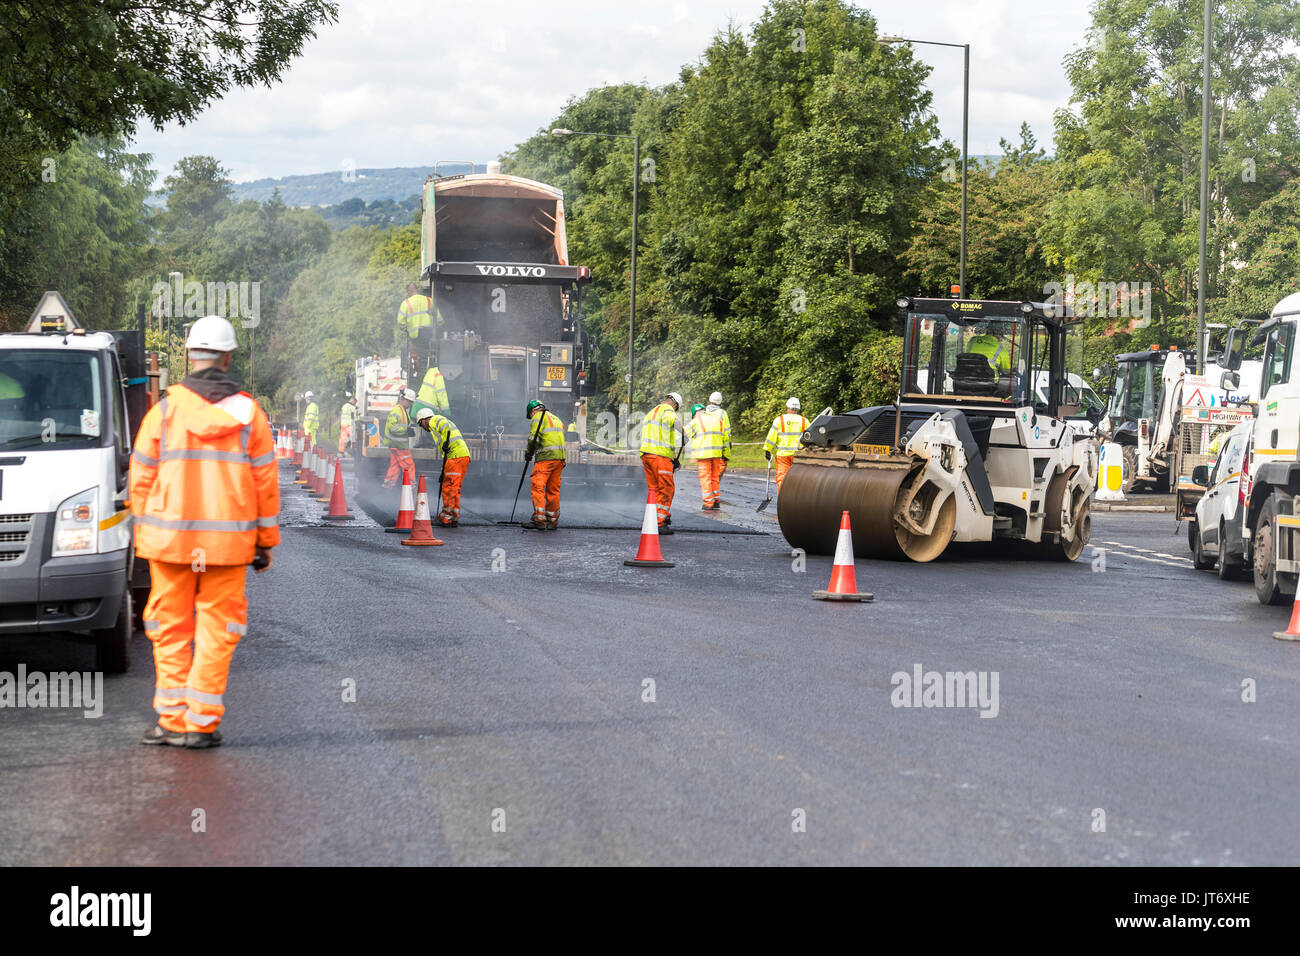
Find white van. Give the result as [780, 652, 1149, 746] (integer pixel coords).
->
[0, 326, 138, 670]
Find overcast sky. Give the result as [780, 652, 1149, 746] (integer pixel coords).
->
[129, 0, 1096, 187]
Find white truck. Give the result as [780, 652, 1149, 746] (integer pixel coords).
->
[1222, 291, 1300, 605]
[0, 293, 151, 671]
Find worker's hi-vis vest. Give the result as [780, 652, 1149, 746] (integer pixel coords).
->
[340, 403, 357, 429]
[527, 411, 567, 461]
[764, 413, 809, 456]
[417, 367, 450, 411]
[640, 403, 680, 458]
[302, 402, 320, 434]
[426, 415, 470, 460]
[967, 334, 1011, 372]
[385, 404, 413, 449]
[689, 410, 727, 459]
[398, 294, 435, 338]
[129, 385, 281, 566]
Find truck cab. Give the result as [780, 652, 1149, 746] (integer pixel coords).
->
[0, 303, 140, 671]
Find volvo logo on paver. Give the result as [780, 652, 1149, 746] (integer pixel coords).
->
[475, 265, 548, 278]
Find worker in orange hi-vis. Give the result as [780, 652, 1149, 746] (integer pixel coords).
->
[415, 407, 471, 527]
[521, 400, 567, 530]
[639, 391, 684, 533]
[763, 396, 810, 492]
[382, 387, 418, 488]
[129, 315, 279, 750]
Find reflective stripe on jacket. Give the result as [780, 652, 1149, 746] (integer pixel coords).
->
[340, 403, 357, 428]
[129, 385, 280, 565]
[639, 403, 680, 458]
[425, 414, 470, 460]
[385, 404, 413, 449]
[302, 402, 319, 432]
[526, 411, 567, 461]
[398, 295, 435, 338]
[417, 366, 450, 410]
[763, 413, 809, 456]
[689, 410, 727, 459]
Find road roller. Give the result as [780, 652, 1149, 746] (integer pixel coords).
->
[779, 297, 1099, 562]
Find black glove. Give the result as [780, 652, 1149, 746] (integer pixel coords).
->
[525, 451, 535, 462]
[672, 459, 680, 472]
[765, 451, 772, 463]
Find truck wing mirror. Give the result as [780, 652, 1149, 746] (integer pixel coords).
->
[1220, 370, 1240, 391]
[1086, 406, 1102, 426]
[1191, 464, 1210, 486]
[1224, 328, 1244, 370]
[1091, 367, 1102, 382]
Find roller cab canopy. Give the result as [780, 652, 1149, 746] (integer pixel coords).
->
[896, 297, 1083, 414]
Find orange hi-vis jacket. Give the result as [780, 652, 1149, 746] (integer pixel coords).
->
[129, 384, 281, 566]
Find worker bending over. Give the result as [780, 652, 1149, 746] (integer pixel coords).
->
[130, 315, 279, 749]
[763, 397, 809, 492]
[383, 387, 417, 489]
[416, 407, 470, 527]
[522, 400, 566, 530]
[688, 401, 730, 509]
[640, 392, 684, 533]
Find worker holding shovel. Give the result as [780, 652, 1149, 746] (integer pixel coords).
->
[415, 408, 470, 528]
[521, 400, 566, 531]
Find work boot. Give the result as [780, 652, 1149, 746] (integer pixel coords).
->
[543, 522, 558, 531]
[521, 520, 545, 531]
[658, 525, 675, 535]
[140, 724, 186, 747]
[184, 730, 223, 749]
[708, 502, 721, 510]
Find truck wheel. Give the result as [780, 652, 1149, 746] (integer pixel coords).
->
[1190, 520, 1214, 570]
[1121, 446, 1138, 495]
[1043, 473, 1088, 561]
[93, 585, 132, 674]
[1217, 520, 1243, 580]
[1253, 496, 1296, 606]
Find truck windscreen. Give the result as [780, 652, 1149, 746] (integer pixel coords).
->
[0, 349, 104, 450]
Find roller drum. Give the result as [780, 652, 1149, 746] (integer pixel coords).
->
[778, 460, 956, 563]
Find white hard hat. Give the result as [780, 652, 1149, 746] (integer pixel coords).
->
[709, 391, 723, 405]
[399, 387, 416, 401]
[304, 390, 314, 400]
[666, 391, 683, 406]
[415, 407, 434, 422]
[185, 315, 237, 355]
[786, 397, 801, 410]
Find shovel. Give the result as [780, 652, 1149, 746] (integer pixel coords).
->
[756, 462, 773, 512]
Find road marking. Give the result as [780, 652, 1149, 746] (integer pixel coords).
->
[1095, 540, 1185, 562]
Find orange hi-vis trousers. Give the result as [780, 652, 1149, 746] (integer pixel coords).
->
[774, 455, 795, 491]
[143, 561, 248, 734]
[530, 459, 564, 526]
[385, 449, 415, 486]
[642, 453, 674, 526]
[697, 458, 725, 506]
[439, 456, 470, 524]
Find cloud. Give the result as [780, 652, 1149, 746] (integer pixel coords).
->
[130, 0, 1093, 188]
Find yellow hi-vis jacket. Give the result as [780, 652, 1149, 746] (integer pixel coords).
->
[764, 413, 809, 456]
[688, 409, 729, 459]
[340, 402, 357, 429]
[423, 414, 470, 460]
[526, 410, 567, 461]
[640, 402, 680, 458]
[397, 294, 436, 338]
[385, 403, 414, 449]
[417, 366, 450, 411]
[302, 401, 320, 437]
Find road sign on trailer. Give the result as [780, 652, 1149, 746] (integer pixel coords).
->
[25, 290, 82, 333]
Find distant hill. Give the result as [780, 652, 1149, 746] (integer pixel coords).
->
[229, 165, 487, 206]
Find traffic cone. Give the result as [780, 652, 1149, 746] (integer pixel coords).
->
[1274, 592, 1300, 641]
[624, 490, 674, 568]
[292, 431, 303, 466]
[385, 469, 415, 534]
[322, 458, 354, 522]
[401, 475, 444, 546]
[812, 511, 873, 602]
[295, 443, 313, 485]
[314, 453, 333, 500]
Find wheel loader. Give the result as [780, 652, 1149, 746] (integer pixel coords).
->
[779, 297, 1098, 562]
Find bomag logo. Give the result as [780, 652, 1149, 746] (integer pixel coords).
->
[950, 302, 984, 313]
[475, 264, 548, 278]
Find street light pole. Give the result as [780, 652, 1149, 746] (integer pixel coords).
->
[550, 127, 640, 408]
[882, 36, 970, 296]
[1197, 0, 1212, 375]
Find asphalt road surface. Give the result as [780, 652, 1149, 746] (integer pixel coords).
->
[2, 465, 1297, 865]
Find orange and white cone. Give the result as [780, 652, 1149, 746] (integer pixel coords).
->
[295, 443, 314, 485]
[401, 475, 444, 546]
[385, 469, 415, 534]
[314, 453, 334, 500]
[322, 458, 355, 522]
[1274, 592, 1300, 641]
[624, 490, 674, 568]
[292, 431, 304, 466]
[812, 510, 873, 602]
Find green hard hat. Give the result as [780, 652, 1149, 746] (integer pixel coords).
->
[526, 399, 546, 418]
[690, 403, 705, 416]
